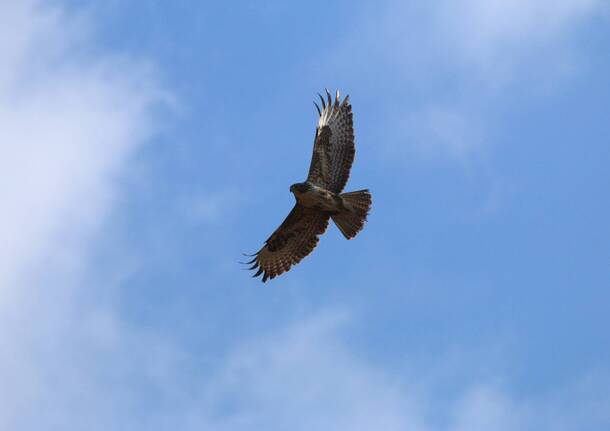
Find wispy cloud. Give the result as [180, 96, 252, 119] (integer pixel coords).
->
[192, 310, 610, 431]
[383, 0, 605, 86]
[0, 0, 168, 428]
[395, 104, 484, 160]
[437, 0, 604, 75]
[179, 189, 248, 225]
[198, 310, 424, 431]
[343, 0, 606, 159]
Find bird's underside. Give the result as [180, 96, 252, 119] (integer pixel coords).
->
[243, 89, 372, 282]
[290, 182, 342, 212]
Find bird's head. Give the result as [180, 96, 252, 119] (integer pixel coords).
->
[290, 182, 309, 195]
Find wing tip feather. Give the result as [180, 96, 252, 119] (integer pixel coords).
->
[317, 93, 326, 109]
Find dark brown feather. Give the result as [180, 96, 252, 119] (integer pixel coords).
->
[247, 204, 330, 282]
[306, 127, 331, 187]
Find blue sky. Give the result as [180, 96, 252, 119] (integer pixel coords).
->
[1, 0, 609, 429]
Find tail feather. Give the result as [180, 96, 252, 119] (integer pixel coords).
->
[331, 189, 372, 239]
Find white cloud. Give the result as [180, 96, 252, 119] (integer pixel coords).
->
[191, 311, 610, 431]
[0, 2, 161, 289]
[441, 0, 602, 51]
[0, 0, 168, 428]
[435, 0, 605, 86]
[451, 386, 520, 431]
[180, 189, 247, 225]
[198, 311, 425, 431]
[393, 0, 606, 86]
[351, 0, 607, 159]
[396, 105, 483, 160]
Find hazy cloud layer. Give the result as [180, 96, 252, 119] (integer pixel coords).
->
[0, 0, 165, 428]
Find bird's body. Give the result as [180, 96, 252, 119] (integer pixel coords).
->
[290, 182, 343, 213]
[245, 89, 372, 282]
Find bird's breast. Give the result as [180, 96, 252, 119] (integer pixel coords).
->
[295, 187, 340, 211]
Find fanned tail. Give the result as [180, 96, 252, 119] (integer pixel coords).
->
[331, 189, 372, 239]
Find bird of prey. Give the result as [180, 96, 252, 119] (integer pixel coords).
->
[244, 89, 372, 282]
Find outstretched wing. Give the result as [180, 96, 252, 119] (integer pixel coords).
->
[244, 204, 330, 282]
[306, 121, 331, 187]
[306, 89, 355, 192]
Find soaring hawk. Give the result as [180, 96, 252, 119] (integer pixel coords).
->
[244, 89, 372, 282]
